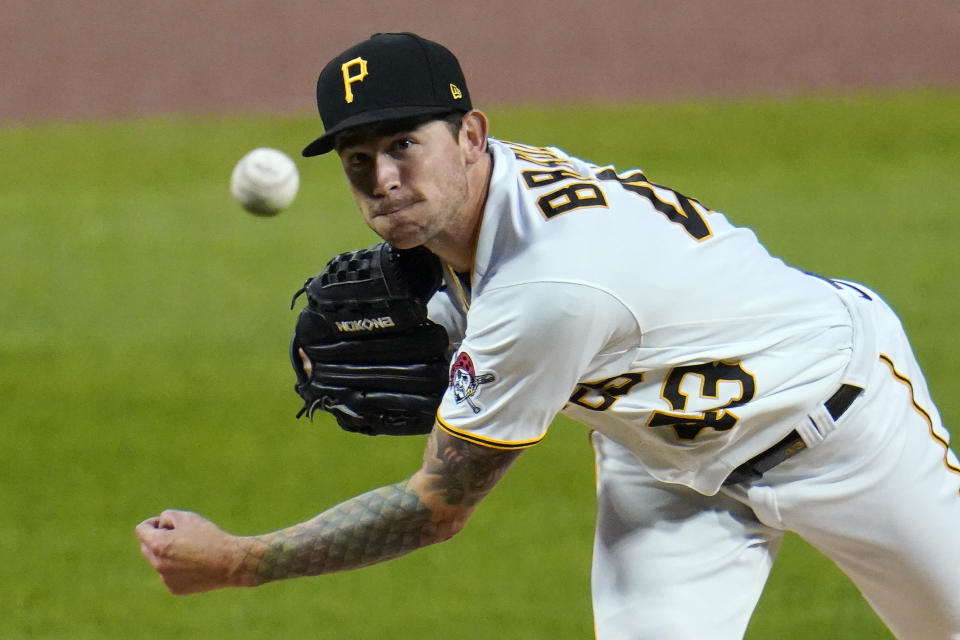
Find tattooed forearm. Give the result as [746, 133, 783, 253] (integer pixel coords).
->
[249, 428, 522, 586]
[253, 480, 433, 583]
[422, 428, 522, 507]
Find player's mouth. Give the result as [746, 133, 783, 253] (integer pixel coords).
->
[372, 196, 423, 218]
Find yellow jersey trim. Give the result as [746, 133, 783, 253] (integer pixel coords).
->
[436, 414, 544, 450]
[443, 263, 471, 311]
[880, 353, 960, 476]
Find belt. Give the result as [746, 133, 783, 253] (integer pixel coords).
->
[723, 384, 863, 486]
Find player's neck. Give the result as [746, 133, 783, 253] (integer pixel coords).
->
[426, 150, 492, 273]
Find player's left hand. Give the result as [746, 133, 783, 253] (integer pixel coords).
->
[290, 241, 450, 436]
[135, 509, 256, 595]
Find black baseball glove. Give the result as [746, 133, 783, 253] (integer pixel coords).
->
[290, 242, 450, 435]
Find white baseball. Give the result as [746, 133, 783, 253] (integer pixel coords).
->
[230, 147, 299, 216]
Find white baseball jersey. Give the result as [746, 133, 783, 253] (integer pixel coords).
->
[429, 138, 960, 638]
[430, 138, 857, 495]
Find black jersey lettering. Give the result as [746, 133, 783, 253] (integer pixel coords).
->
[648, 361, 756, 440]
[595, 168, 714, 241]
[569, 372, 645, 412]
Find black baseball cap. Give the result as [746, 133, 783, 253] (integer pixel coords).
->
[302, 33, 472, 157]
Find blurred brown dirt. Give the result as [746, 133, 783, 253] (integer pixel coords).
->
[2, 0, 958, 123]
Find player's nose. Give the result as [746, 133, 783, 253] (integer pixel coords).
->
[372, 154, 401, 196]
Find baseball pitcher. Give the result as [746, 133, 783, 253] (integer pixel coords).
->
[137, 33, 960, 639]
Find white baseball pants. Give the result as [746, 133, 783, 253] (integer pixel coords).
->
[591, 291, 960, 639]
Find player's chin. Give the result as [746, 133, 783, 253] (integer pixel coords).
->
[387, 235, 426, 250]
[373, 219, 426, 250]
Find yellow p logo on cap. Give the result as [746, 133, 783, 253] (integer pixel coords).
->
[341, 57, 369, 104]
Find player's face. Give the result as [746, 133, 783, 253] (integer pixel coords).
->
[337, 119, 469, 250]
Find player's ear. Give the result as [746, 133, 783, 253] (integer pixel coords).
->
[459, 110, 489, 164]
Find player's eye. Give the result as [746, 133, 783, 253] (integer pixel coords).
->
[344, 152, 371, 169]
[390, 137, 416, 154]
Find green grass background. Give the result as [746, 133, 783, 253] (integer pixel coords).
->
[3, 89, 958, 638]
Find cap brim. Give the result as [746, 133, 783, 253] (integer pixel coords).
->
[301, 105, 461, 157]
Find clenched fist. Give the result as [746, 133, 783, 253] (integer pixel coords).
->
[135, 510, 260, 595]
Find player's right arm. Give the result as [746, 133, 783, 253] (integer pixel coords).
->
[136, 426, 521, 594]
[252, 426, 520, 583]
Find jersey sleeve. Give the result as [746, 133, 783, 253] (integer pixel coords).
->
[437, 281, 637, 449]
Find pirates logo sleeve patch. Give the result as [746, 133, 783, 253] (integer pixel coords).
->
[449, 351, 497, 414]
